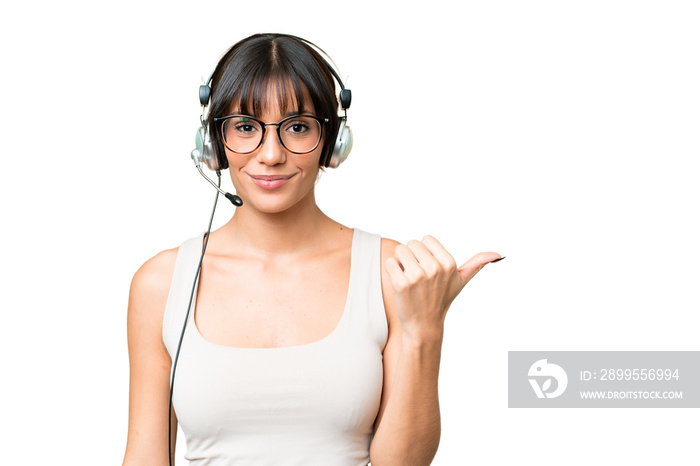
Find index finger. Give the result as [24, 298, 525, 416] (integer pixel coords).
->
[420, 235, 458, 271]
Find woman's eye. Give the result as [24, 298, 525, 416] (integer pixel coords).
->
[235, 123, 257, 133]
[286, 122, 310, 134]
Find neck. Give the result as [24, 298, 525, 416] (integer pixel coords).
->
[216, 191, 340, 258]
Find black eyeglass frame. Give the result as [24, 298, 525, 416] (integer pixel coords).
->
[214, 114, 329, 155]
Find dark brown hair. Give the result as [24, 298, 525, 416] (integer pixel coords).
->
[206, 33, 341, 169]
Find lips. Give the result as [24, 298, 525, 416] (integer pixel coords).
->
[247, 173, 296, 190]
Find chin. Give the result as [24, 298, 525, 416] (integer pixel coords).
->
[239, 189, 316, 215]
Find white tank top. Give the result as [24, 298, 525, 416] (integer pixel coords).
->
[163, 229, 388, 465]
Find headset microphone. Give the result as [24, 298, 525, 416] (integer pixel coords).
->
[190, 149, 243, 206]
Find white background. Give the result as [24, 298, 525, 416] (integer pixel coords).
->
[2, 0, 698, 464]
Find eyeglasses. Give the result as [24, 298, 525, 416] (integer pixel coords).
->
[215, 114, 328, 154]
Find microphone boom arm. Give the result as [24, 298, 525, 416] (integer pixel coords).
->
[191, 150, 243, 207]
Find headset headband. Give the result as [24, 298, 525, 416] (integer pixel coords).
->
[198, 35, 351, 111]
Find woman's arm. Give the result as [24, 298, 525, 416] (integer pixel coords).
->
[370, 237, 500, 465]
[122, 250, 178, 466]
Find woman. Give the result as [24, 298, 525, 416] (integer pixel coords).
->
[123, 33, 502, 466]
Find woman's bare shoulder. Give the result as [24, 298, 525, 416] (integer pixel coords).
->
[128, 247, 179, 318]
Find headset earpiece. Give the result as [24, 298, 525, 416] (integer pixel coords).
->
[325, 117, 353, 168]
[194, 122, 223, 171]
[322, 65, 352, 169]
[195, 74, 228, 171]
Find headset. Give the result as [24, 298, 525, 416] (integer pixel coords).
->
[191, 34, 353, 174]
[170, 35, 354, 465]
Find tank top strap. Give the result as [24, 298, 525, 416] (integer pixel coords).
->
[343, 229, 388, 348]
[162, 232, 205, 360]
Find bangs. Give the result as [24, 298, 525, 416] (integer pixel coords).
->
[210, 35, 336, 120]
[232, 75, 309, 117]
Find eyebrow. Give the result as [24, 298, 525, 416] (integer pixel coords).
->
[285, 109, 314, 117]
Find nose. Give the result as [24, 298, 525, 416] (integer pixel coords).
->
[256, 126, 286, 166]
